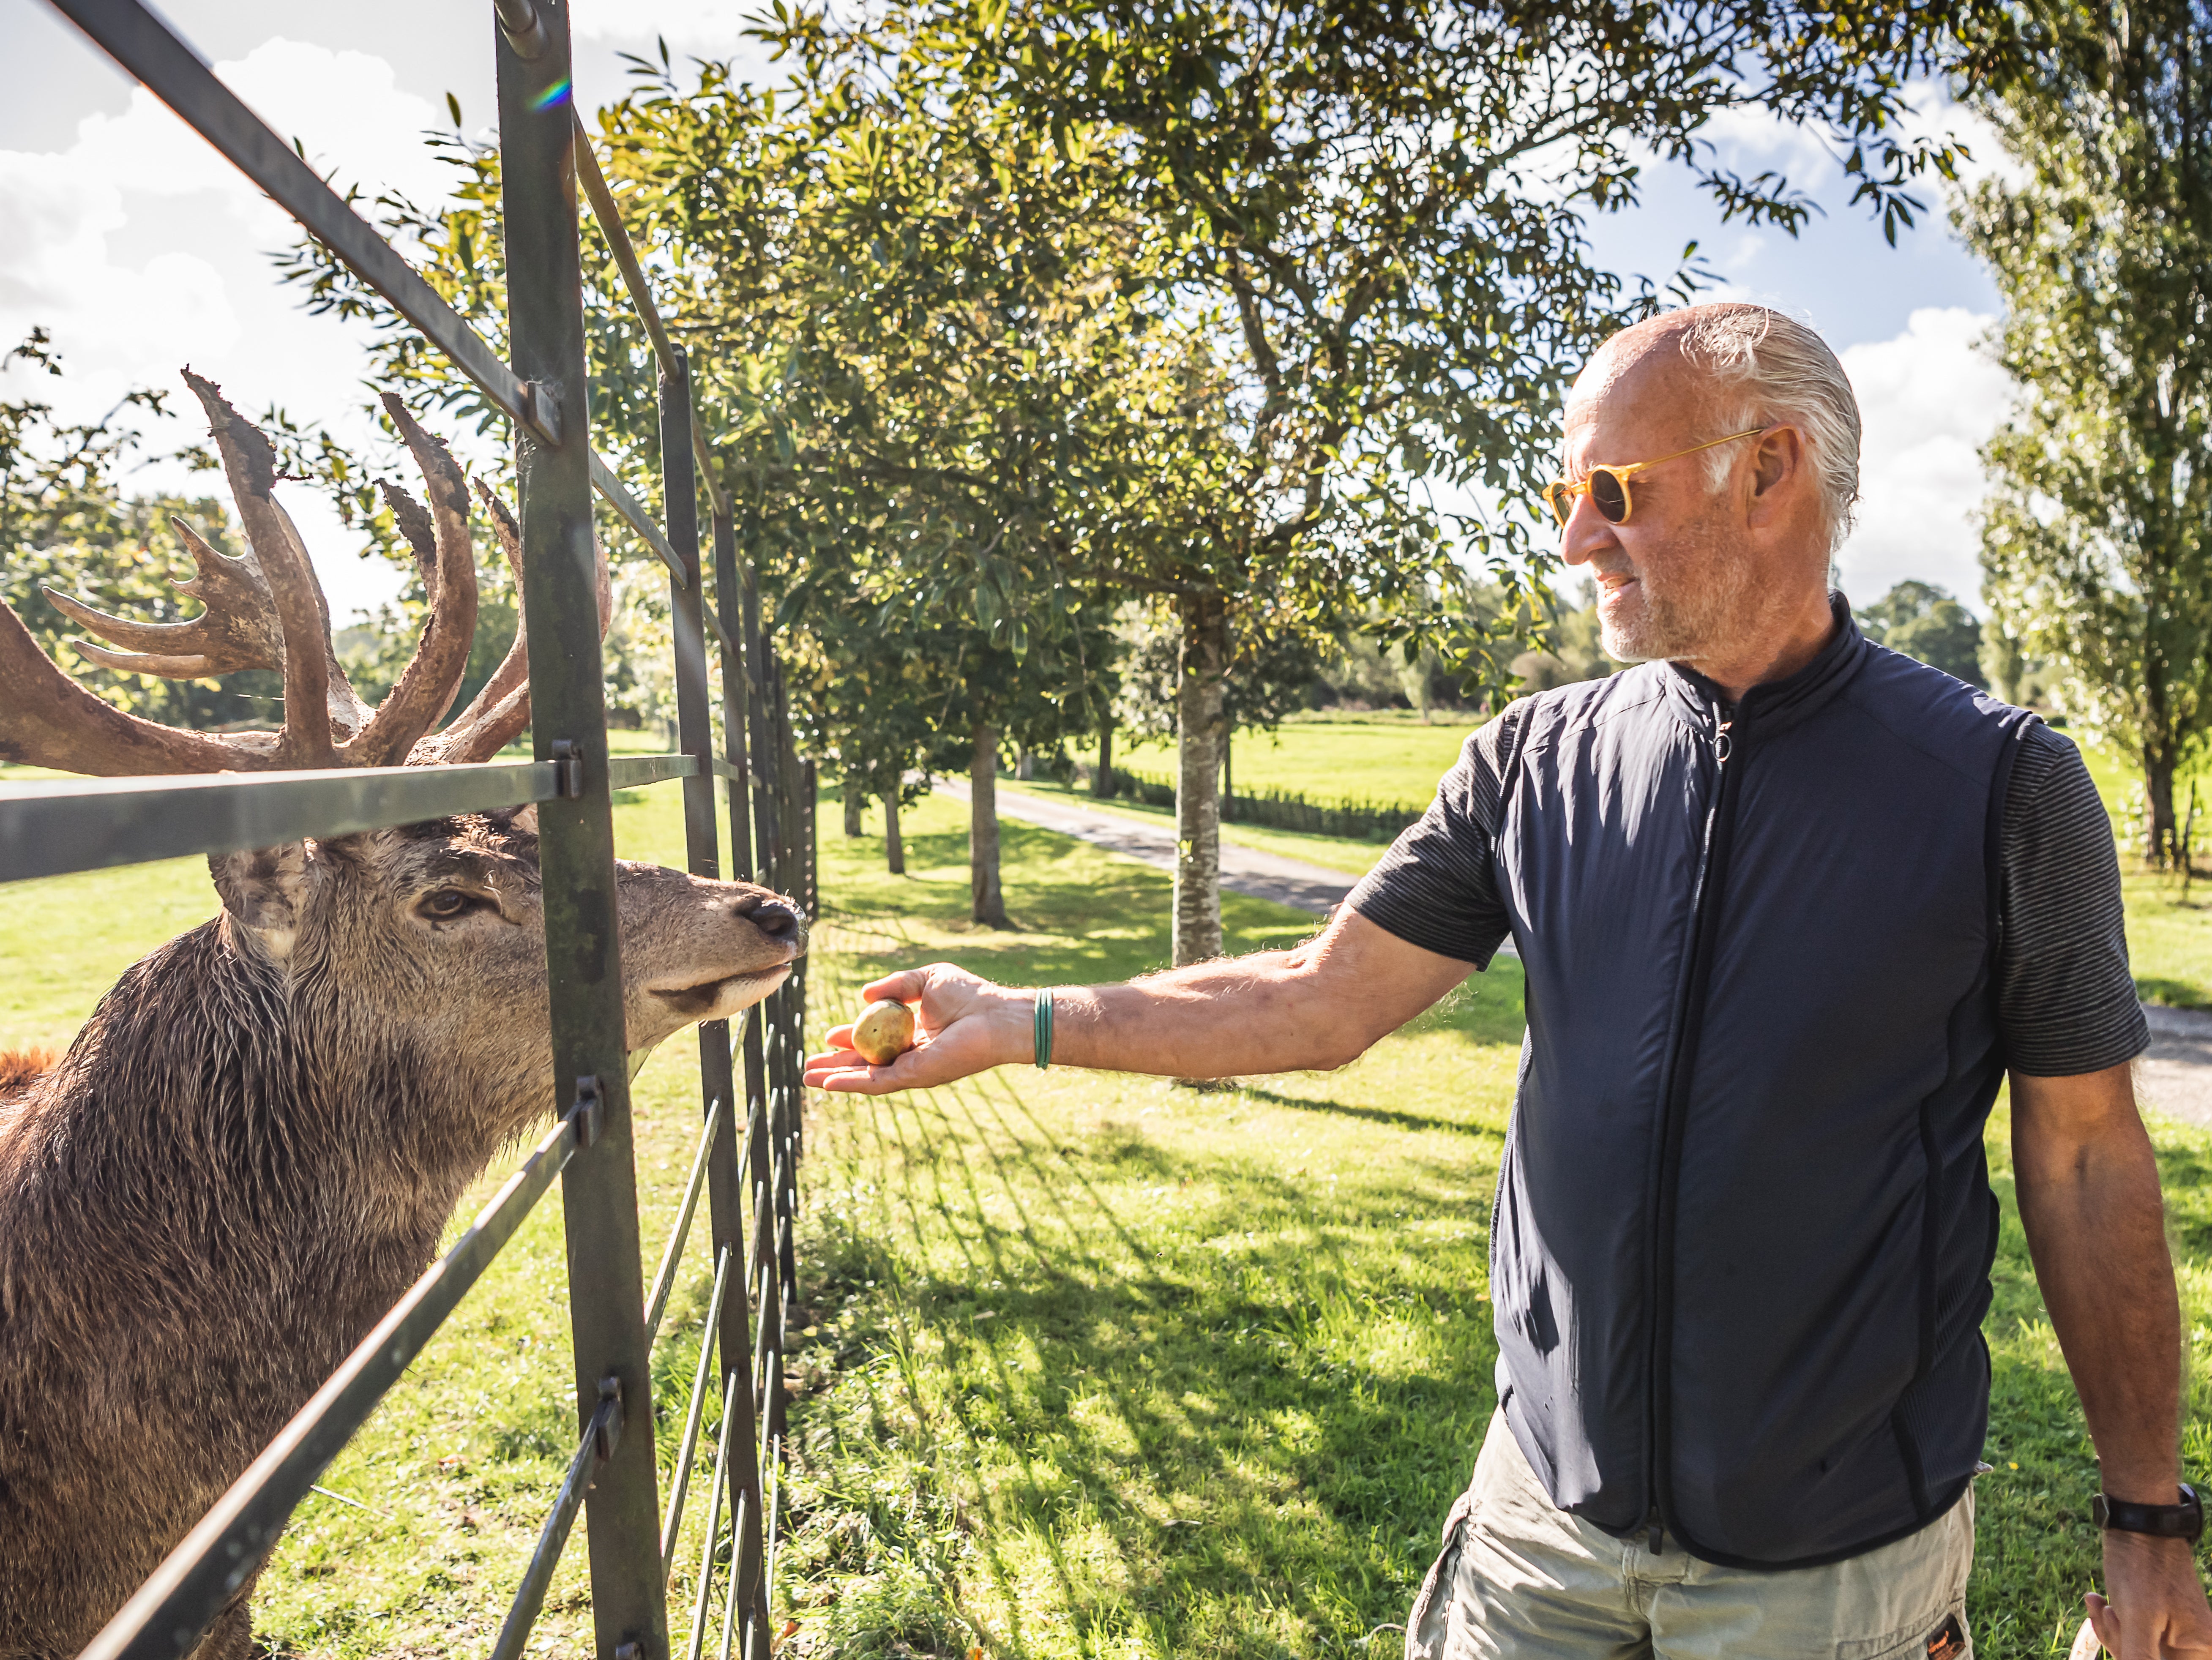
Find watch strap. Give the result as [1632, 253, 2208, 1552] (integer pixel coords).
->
[2093, 1483, 2204, 1541]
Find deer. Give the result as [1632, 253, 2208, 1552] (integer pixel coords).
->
[0, 373, 803, 1660]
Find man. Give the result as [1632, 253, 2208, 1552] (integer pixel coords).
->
[804, 304, 2212, 1657]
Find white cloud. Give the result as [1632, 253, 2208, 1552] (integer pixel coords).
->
[571, 0, 768, 49]
[0, 39, 462, 624]
[1834, 306, 2013, 610]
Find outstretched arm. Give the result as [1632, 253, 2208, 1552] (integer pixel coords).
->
[803, 906, 1476, 1094]
[2011, 1064, 2212, 1659]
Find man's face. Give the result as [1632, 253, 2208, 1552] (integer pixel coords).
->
[1559, 345, 1752, 666]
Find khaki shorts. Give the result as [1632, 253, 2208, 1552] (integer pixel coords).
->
[1406, 1411, 1975, 1660]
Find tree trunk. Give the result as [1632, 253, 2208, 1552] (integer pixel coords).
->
[886, 792, 905, 875]
[1221, 728, 1232, 808]
[2145, 752, 2179, 868]
[842, 775, 865, 838]
[1174, 591, 1228, 966]
[970, 721, 1010, 927]
[1016, 747, 1035, 781]
[1094, 724, 1114, 796]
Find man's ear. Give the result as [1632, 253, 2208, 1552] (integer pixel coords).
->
[210, 842, 313, 961]
[1750, 426, 1805, 501]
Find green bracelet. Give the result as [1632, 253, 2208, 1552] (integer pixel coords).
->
[1033, 987, 1054, 1070]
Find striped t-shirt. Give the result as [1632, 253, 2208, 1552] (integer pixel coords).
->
[1349, 702, 2148, 1078]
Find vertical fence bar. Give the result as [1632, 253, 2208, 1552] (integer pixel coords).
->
[495, 4, 667, 1655]
[708, 503, 773, 1652]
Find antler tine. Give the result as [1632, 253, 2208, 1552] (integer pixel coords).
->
[413, 483, 613, 765]
[342, 396, 478, 767]
[0, 598, 284, 775]
[413, 481, 528, 764]
[182, 370, 342, 769]
[41, 516, 284, 680]
[379, 479, 442, 607]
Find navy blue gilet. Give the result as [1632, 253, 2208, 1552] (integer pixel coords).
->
[1491, 602, 2032, 1567]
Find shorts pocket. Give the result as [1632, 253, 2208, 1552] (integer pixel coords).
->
[1835, 1603, 1971, 1660]
[1404, 1488, 1477, 1660]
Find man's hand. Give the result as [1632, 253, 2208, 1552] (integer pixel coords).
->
[805, 965, 1027, 1095]
[802, 907, 1477, 1094]
[2084, 1534, 2212, 1657]
[2013, 1064, 2212, 1657]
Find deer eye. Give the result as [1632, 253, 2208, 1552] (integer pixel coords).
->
[418, 888, 486, 921]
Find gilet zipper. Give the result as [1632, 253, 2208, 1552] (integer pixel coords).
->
[1641, 702, 1745, 1553]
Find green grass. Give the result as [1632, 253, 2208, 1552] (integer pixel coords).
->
[1113, 710, 1472, 810]
[2071, 739, 2212, 1008]
[4, 734, 2211, 1656]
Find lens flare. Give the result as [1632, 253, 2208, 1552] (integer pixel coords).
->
[531, 77, 572, 112]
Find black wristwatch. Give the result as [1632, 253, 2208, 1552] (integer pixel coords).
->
[2093, 1483, 2204, 1542]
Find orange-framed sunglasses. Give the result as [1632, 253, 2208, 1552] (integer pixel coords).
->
[1540, 427, 1771, 527]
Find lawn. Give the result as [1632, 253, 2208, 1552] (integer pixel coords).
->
[3, 733, 2211, 1657]
[1111, 710, 1473, 810]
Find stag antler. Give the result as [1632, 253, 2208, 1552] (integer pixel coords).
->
[0, 374, 602, 778]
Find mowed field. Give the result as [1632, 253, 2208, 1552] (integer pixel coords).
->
[2, 707, 2212, 1654]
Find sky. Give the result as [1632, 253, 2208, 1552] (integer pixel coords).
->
[0, 0, 2016, 628]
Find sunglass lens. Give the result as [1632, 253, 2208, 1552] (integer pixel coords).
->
[1591, 470, 1628, 522]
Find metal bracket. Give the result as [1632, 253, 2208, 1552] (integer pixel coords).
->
[592, 1376, 624, 1461]
[568, 1075, 604, 1149]
[492, 0, 551, 60]
[550, 739, 584, 800]
[517, 377, 563, 447]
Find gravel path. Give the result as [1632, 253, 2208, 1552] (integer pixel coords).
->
[953, 781, 2211, 1116]
[942, 780, 1360, 915]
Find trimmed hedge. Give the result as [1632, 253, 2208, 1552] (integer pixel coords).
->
[1088, 764, 1428, 843]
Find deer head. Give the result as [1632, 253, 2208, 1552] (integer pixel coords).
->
[0, 374, 802, 1155]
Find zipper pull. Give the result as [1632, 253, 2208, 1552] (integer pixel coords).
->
[1712, 717, 1733, 767]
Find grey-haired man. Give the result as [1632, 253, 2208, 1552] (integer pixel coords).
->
[808, 303, 2212, 1658]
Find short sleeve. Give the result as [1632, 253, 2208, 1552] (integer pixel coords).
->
[1346, 705, 1520, 967]
[1997, 725, 2149, 1076]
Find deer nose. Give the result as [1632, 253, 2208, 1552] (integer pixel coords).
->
[739, 896, 805, 948]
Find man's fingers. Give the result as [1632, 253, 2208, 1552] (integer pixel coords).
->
[862, 969, 930, 1004]
[2083, 1593, 2116, 1658]
[821, 1024, 856, 1049]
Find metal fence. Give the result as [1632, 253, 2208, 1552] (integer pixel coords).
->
[0, 1, 819, 1655]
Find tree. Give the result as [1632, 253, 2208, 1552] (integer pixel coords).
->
[1857, 579, 1986, 687]
[755, 0, 1995, 963]
[1963, 0, 2212, 864]
[0, 328, 289, 732]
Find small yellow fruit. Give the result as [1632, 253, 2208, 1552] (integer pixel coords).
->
[851, 999, 916, 1065]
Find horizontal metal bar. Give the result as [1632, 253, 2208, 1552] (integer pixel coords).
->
[646, 1104, 720, 1343]
[608, 753, 699, 791]
[661, 1246, 733, 1575]
[488, 1383, 625, 1660]
[591, 450, 687, 587]
[80, 1096, 590, 1660]
[573, 109, 677, 379]
[43, 0, 560, 444]
[709, 757, 744, 785]
[570, 111, 730, 522]
[708, 607, 737, 664]
[0, 760, 555, 885]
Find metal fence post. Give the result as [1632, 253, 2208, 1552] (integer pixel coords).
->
[708, 504, 774, 1652]
[496, 4, 667, 1656]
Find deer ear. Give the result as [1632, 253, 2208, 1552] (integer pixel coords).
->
[210, 843, 312, 961]
[509, 802, 539, 836]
